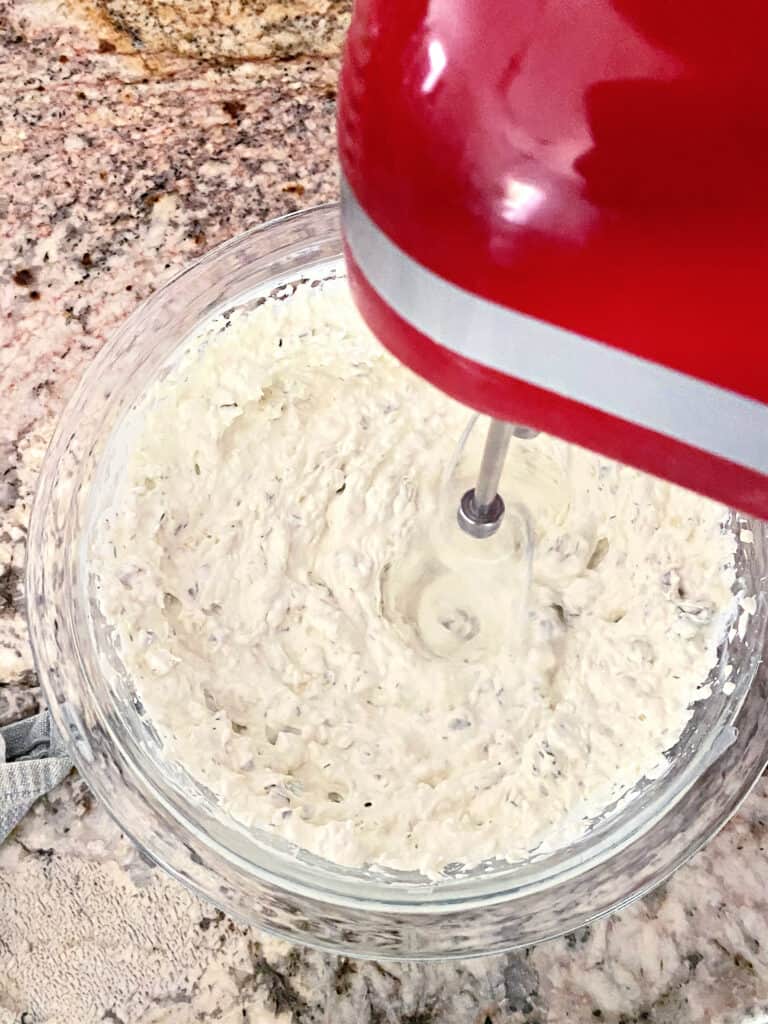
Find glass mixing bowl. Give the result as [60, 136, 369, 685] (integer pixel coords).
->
[26, 203, 768, 959]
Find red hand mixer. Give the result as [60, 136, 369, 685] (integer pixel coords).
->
[338, 0, 768, 534]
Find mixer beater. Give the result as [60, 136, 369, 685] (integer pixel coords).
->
[458, 420, 538, 540]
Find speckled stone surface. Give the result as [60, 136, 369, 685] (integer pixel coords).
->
[3, 2, 768, 1022]
[32, 0, 350, 62]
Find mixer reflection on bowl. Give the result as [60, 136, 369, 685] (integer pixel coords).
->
[26, 0, 768, 960]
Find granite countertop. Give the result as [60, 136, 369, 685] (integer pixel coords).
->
[2, 2, 768, 1022]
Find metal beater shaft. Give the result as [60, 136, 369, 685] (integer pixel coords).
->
[457, 419, 538, 539]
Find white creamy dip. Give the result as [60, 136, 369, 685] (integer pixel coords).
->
[92, 278, 736, 877]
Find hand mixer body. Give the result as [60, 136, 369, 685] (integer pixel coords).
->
[338, 0, 768, 517]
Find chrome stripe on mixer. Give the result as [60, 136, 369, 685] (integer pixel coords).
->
[342, 175, 768, 476]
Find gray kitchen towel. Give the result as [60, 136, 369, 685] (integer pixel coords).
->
[0, 711, 73, 841]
